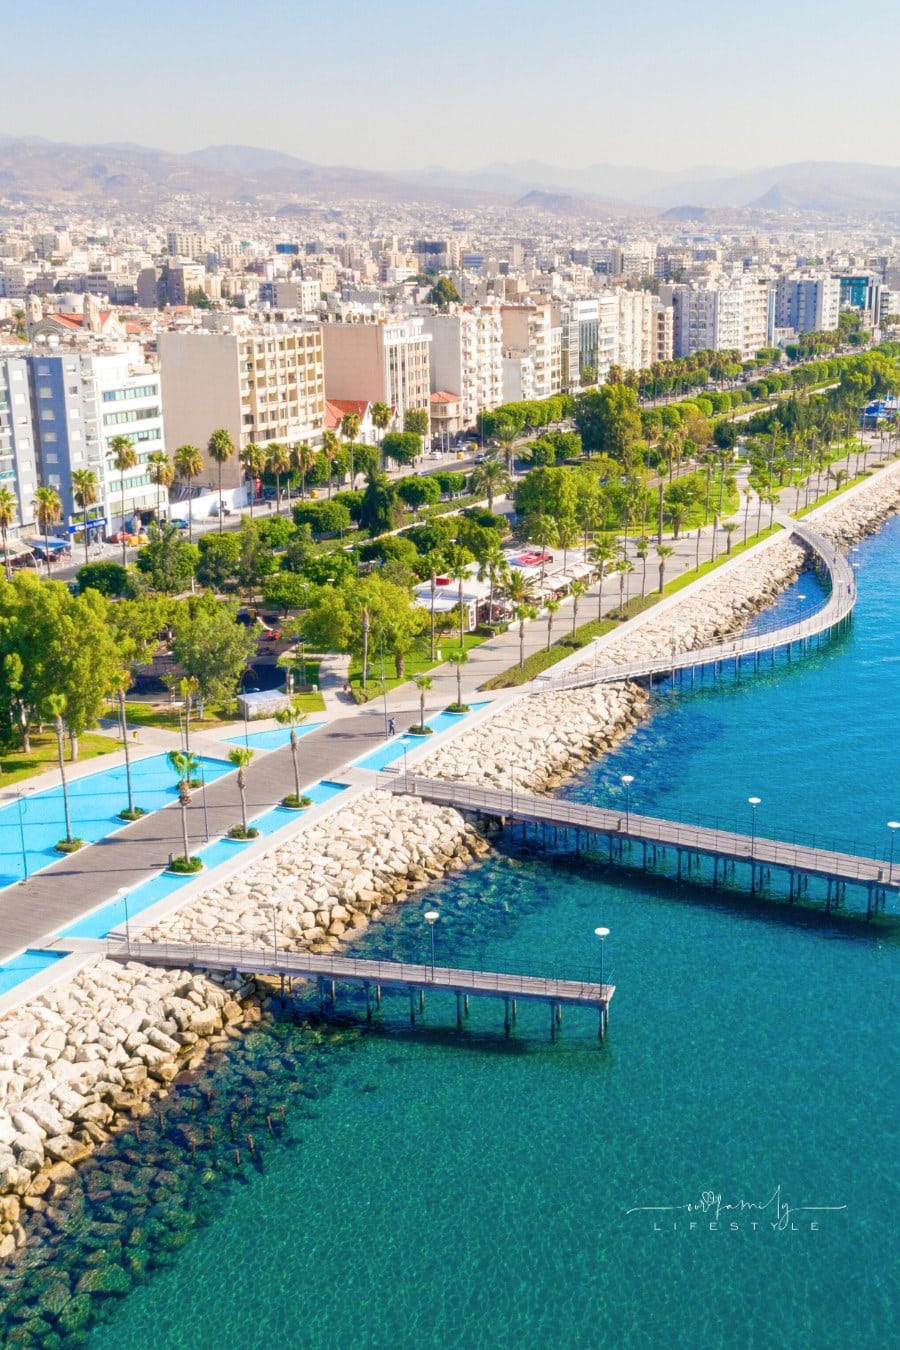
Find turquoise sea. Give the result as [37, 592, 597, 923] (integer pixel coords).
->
[4, 521, 900, 1348]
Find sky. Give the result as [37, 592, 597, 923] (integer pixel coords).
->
[4, 0, 900, 173]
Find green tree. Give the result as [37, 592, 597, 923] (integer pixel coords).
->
[166, 750, 198, 864]
[292, 441, 317, 498]
[445, 647, 469, 710]
[544, 596, 561, 651]
[359, 473, 399, 537]
[569, 578, 589, 635]
[263, 571, 312, 615]
[0, 485, 17, 582]
[110, 435, 138, 566]
[169, 596, 258, 706]
[655, 543, 674, 592]
[396, 476, 441, 512]
[71, 468, 99, 567]
[174, 444, 203, 544]
[33, 486, 62, 579]
[266, 441, 291, 512]
[574, 385, 641, 461]
[381, 431, 421, 468]
[147, 451, 174, 523]
[137, 521, 199, 593]
[413, 673, 432, 731]
[275, 702, 308, 804]
[240, 442, 266, 518]
[207, 428, 235, 531]
[470, 455, 511, 511]
[76, 560, 128, 597]
[236, 517, 276, 599]
[196, 530, 242, 589]
[428, 276, 461, 308]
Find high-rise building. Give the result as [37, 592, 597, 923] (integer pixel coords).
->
[424, 307, 504, 424]
[500, 304, 562, 399]
[775, 275, 840, 334]
[158, 321, 327, 490]
[0, 351, 38, 538]
[322, 318, 431, 421]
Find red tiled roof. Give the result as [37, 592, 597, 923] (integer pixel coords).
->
[324, 398, 374, 429]
[430, 390, 460, 403]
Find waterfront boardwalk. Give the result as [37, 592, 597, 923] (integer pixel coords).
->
[108, 938, 613, 1038]
[387, 776, 897, 914]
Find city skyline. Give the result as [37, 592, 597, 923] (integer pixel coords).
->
[7, 0, 900, 174]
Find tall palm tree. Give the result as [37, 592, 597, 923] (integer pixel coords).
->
[275, 702, 308, 804]
[166, 749, 199, 863]
[207, 428, 235, 531]
[321, 430, 340, 497]
[413, 673, 432, 731]
[469, 456, 511, 511]
[178, 675, 199, 756]
[590, 538, 618, 620]
[110, 434, 138, 567]
[544, 596, 561, 651]
[0, 485, 18, 581]
[722, 521, 738, 555]
[557, 517, 578, 574]
[240, 442, 265, 518]
[47, 693, 76, 846]
[340, 412, 361, 488]
[514, 603, 537, 669]
[634, 537, 650, 597]
[266, 442, 291, 514]
[71, 468, 99, 567]
[146, 451, 174, 525]
[494, 422, 520, 477]
[449, 556, 472, 648]
[446, 648, 469, 709]
[227, 746, 254, 835]
[372, 402, 392, 467]
[293, 441, 316, 499]
[616, 562, 634, 613]
[115, 675, 140, 819]
[174, 444, 203, 544]
[477, 540, 508, 628]
[655, 544, 674, 593]
[33, 486, 62, 578]
[569, 578, 589, 635]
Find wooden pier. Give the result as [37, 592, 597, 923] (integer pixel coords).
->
[384, 776, 897, 916]
[107, 939, 614, 1041]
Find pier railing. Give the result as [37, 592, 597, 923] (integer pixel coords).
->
[531, 516, 856, 693]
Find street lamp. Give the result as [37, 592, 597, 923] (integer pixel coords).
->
[595, 926, 610, 997]
[117, 887, 131, 948]
[888, 821, 900, 884]
[621, 774, 634, 830]
[592, 635, 603, 677]
[172, 700, 186, 753]
[424, 910, 439, 977]
[748, 797, 761, 855]
[15, 788, 30, 881]
[401, 737, 411, 789]
[264, 900, 281, 956]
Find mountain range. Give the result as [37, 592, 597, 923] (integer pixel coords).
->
[3, 136, 900, 214]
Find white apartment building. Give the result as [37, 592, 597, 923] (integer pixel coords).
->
[559, 299, 600, 392]
[0, 351, 38, 537]
[424, 306, 504, 425]
[500, 304, 562, 400]
[669, 283, 751, 358]
[158, 321, 326, 491]
[775, 275, 841, 334]
[322, 317, 431, 420]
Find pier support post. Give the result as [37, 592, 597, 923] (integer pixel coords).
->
[365, 983, 372, 1023]
[456, 991, 463, 1030]
[512, 999, 518, 1023]
[317, 978, 325, 1013]
[713, 857, 719, 889]
[419, 989, 425, 1014]
[375, 985, 382, 1007]
[409, 989, 416, 1025]
[504, 998, 511, 1035]
[550, 1002, 556, 1041]
[464, 994, 469, 1018]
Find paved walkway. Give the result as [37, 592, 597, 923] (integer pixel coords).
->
[0, 437, 888, 962]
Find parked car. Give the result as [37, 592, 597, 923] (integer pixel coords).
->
[170, 518, 190, 530]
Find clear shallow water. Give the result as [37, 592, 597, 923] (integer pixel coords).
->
[11, 526, 900, 1348]
[0, 753, 230, 890]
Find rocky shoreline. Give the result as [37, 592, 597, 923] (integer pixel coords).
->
[1, 458, 899, 1262]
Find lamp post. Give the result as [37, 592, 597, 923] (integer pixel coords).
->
[379, 629, 389, 739]
[595, 926, 610, 998]
[265, 901, 280, 956]
[199, 761, 209, 841]
[172, 700, 186, 754]
[621, 774, 634, 830]
[748, 796, 761, 855]
[117, 887, 131, 948]
[424, 910, 439, 977]
[401, 737, 411, 789]
[888, 821, 900, 884]
[592, 635, 602, 677]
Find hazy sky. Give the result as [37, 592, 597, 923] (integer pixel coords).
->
[6, 0, 900, 171]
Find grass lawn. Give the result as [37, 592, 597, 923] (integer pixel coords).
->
[348, 630, 488, 702]
[1, 730, 121, 787]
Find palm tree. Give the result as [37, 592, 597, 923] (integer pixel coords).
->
[469, 456, 511, 511]
[115, 676, 140, 819]
[174, 444, 203, 544]
[240, 443, 265, 518]
[110, 435, 138, 567]
[655, 544, 674, 593]
[341, 412, 361, 488]
[569, 578, 589, 635]
[446, 648, 469, 709]
[178, 675, 199, 755]
[146, 451, 174, 525]
[557, 517, 578, 574]
[494, 422, 520, 478]
[635, 537, 650, 597]
[71, 468, 99, 567]
[207, 428, 235, 531]
[616, 561, 634, 613]
[372, 402, 392, 467]
[33, 486, 62, 578]
[527, 513, 558, 586]
[166, 750, 199, 863]
[228, 746, 254, 835]
[514, 602, 537, 668]
[448, 554, 473, 648]
[265, 442, 291, 513]
[321, 430, 340, 497]
[0, 486, 17, 581]
[477, 541, 508, 629]
[274, 702, 308, 803]
[413, 673, 432, 730]
[722, 521, 738, 555]
[47, 694, 77, 847]
[544, 596, 561, 650]
[590, 538, 618, 620]
[293, 441, 316, 499]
